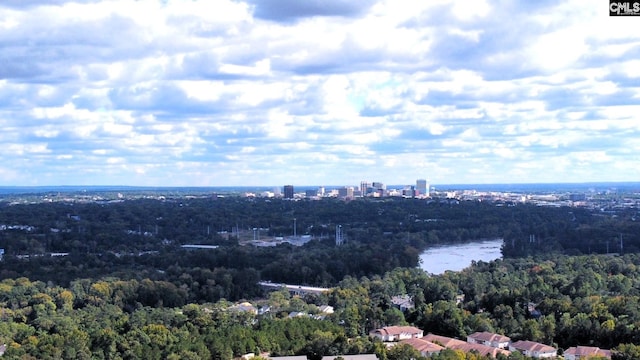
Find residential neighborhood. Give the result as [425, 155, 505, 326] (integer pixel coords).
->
[368, 326, 611, 359]
[223, 297, 615, 360]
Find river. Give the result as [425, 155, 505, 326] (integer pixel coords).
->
[419, 238, 504, 274]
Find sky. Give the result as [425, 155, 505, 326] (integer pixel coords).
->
[1, 0, 639, 187]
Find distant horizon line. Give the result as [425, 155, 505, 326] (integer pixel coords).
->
[0, 181, 639, 189]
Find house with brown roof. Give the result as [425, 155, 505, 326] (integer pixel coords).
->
[451, 343, 511, 358]
[269, 355, 378, 360]
[564, 346, 611, 360]
[509, 340, 557, 358]
[369, 326, 423, 342]
[421, 334, 510, 358]
[466, 331, 511, 349]
[400, 338, 444, 357]
[422, 334, 466, 348]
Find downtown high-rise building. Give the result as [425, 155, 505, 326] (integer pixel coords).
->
[416, 179, 428, 196]
[371, 182, 386, 197]
[283, 185, 294, 199]
[360, 181, 370, 196]
[338, 186, 354, 199]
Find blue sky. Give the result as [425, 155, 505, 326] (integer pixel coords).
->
[0, 0, 639, 187]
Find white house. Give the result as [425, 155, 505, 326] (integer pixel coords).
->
[564, 346, 611, 360]
[466, 331, 511, 349]
[368, 326, 423, 342]
[509, 340, 557, 358]
[318, 305, 334, 314]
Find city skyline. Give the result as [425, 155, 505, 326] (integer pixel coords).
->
[1, 1, 639, 187]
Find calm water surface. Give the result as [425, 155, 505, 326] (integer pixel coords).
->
[419, 239, 503, 274]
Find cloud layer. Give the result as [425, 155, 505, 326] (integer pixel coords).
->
[0, 0, 638, 187]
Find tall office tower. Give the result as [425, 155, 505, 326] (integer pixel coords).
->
[318, 186, 325, 197]
[284, 185, 294, 199]
[360, 181, 370, 196]
[416, 179, 427, 195]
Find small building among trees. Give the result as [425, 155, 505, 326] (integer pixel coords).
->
[368, 326, 423, 342]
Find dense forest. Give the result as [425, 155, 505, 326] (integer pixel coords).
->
[0, 194, 639, 359]
[1, 196, 639, 287]
[4, 255, 640, 358]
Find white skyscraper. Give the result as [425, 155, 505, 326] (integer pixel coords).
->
[417, 179, 427, 196]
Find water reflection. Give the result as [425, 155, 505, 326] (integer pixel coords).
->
[419, 238, 503, 274]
